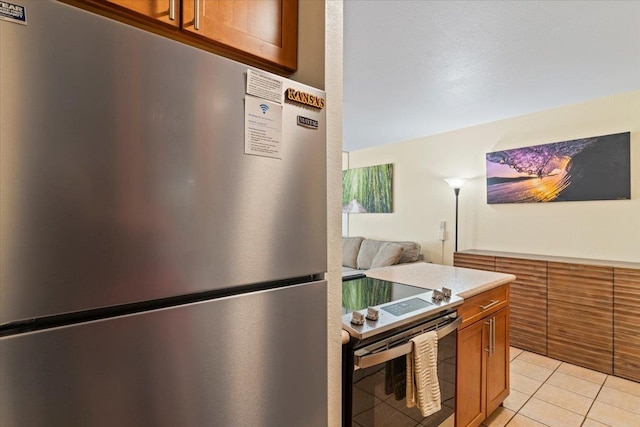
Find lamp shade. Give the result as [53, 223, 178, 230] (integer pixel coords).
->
[444, 178, 466, 189]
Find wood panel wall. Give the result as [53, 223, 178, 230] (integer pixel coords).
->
[614, 268, 640, 382]
[547, 262, 613, 374]
[454, 253, 495, 271]
[496, 257, 547, 355]
[455, 250, 640, 381]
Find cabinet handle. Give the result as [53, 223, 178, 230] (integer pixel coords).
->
[169, 0, 175, 20]
[479, 299, 500, 310]
[484, 318, 495, 356]
[491, 317, 496, 355]
[194, 0, 200, 30]
[484, 320, 491, 353]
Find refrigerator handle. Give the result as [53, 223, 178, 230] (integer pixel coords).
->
[194, 0, 200, 30]
[169, 0, 175, 20]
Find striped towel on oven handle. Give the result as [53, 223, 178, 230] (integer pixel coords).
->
[406, 330, 441, 417]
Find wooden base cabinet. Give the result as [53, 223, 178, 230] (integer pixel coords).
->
[456, 287, 510, 427]
[486, 308, 510, 414]
[548, 262, 613, 374]
[454, 252, 546, 355]
[496, 257, 547, 355]
[457, 319, 485, 427]
[614, 268, 640, 382]
[456, 250, 640, 382]
[454, 252, 495, 271]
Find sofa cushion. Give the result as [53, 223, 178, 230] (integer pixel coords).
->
[342, 236, 365, 269]
[370, 242, 404, 269]
[356, 239, 385, 270]
[393, 241, 422, 264]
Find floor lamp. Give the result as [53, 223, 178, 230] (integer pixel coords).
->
[445, 178, 466, 253]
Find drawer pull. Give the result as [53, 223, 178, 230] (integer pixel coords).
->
[479, 299, 500, 310]
[484, 320, 491, 353]
[194, 0, 200, 30]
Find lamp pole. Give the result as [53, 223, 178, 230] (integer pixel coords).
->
[454, 187, 460, 252]
[445, 178, 465, 254]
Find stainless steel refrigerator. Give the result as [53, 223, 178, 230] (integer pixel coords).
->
[0, 1, 328, 426]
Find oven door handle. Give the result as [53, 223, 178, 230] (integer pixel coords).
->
[354, 317, 462, 369]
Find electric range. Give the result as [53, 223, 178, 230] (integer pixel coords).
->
[341, 275, 463, 341]
[341, 275, 464, 426]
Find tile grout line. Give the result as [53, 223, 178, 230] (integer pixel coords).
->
[508, 348, 640, 427]
[580, 379, 609, 427]
[504, 349, 554, 427]
[508, 349, 595, 426]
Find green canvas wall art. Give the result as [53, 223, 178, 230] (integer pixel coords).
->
[342, 163, 393, 213]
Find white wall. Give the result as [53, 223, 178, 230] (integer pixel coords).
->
[346, 90, 640, 265]
[292, 0, 325, 90]
[324, 2, 344, 426]
[293, 2, 343, 425]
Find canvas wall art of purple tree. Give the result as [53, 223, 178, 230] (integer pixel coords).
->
[486, 132, 630, 204]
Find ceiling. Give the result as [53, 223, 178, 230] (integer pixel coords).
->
[343, 1, 640, 152]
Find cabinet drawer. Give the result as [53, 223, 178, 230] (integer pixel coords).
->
[459, 285, 509, 328]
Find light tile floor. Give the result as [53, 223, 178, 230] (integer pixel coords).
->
[482, 347, 640, 427]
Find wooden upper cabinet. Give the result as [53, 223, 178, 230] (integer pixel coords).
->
[101, 0, 180, 27]
[62, 0, 298, 74]
[182, 0, 298, 72]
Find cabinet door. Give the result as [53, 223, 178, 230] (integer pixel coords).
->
[103, 0, 179, 27]
[496, 257, 547, 354]
[454, 253, 495, 271]
[456, 320, 486, 427]
[548, 262, 613, 373]
[486, 307, 510, 415]
[614, 268, 640, 382]
[182, 0, 298, 71]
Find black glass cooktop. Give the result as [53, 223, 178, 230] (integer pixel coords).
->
[342, 276, 431, 315]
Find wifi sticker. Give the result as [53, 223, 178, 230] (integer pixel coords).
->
[259, 104, 269, 114]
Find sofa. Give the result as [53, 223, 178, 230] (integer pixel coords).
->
[342, 236, 422, 278]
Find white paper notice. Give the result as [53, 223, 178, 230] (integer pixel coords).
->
[246, 69, 283, 104]
[245, 96, 283, 159]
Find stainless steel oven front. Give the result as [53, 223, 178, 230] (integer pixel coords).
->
[343, 311, 460, 427]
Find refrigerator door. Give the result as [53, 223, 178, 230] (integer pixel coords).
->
[0, 0, 327, 323]
[0, 281, 328, 427]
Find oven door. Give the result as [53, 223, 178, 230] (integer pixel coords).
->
[348, 315, 460, 427]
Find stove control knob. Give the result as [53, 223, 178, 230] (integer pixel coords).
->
[442, 287, 452, 298]
[366, 307, 379, 321]
[432, 290, 444, 301]
[351, 311, 365, 325]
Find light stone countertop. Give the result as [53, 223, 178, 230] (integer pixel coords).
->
[341, 262, 515, 344]
[364, 262, 516, 299]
